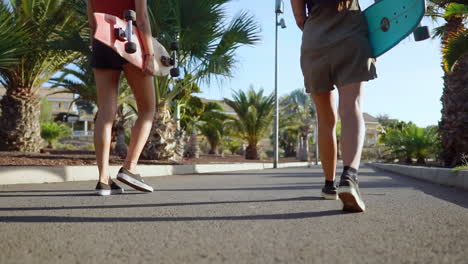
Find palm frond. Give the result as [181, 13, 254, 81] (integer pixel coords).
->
[443, 30, 468, 71]
[443, 3, 468, 18]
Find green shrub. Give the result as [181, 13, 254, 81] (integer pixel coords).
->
[225, 139, 242, 155]
[361, 148, 381, 161]
[55, 143, 77, 150]
[41, 122, 72, 148]
[40, 98, 53, 122]
[379, 124, 439, 164]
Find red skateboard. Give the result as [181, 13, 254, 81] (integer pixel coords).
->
[94, 10, 180, 77]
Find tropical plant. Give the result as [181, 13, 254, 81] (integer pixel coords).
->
[225, 139, 243, 155]
[279, 89, 316, 160]
[41, 121, 72, 148]
[0, 0, 81, 152]
[141, 74, 199, 161]
[180, 97, 231, 156]
[224, 87, 275, 160]
[40, 98, 53, 123]
[141, 0, 261, 160]
[0, 4, 27, 70]
[379, 124, 439, 164]
[199, 110, 232, 154]
[427, 1, 468, 167]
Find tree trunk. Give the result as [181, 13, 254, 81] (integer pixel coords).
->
[141, 105, 178, 161]
[0, 92, 43, 152]
[298, 135, 309, 161]
[113, 106, 128, 159]
[245, 143, 259, 160]
[185, 130, 200, 158]
[439, 16, 467, 167]
[440, 54, 468, 167]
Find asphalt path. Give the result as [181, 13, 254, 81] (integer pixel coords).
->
[0, 165, 467, 264]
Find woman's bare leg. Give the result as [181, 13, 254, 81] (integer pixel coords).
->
[122, 63, 155, 173]
[337, 82, 365, 170]
[94, 69, 121, 184]
[311, 91, 338, 182]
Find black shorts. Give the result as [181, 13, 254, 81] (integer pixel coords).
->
[90, 39, 128, 70]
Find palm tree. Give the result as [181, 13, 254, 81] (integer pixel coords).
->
[141, 0, 261, 160]
[0, 0, 81, 152]
[224, 87, 275, 160]
[180, 97, 230, 157]
[0, 4, 27, 70]
[427, 1, 468, 167]
[198, 103, 231, 155]
[279, 89, 316, 161]
[141, 74, 198, 161]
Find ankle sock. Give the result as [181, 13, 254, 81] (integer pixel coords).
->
[325, 180, 335, 187]
[342, 166, 358, 180]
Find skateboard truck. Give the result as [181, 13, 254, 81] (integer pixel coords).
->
[123, 10, 137, 53]
[413, 23, 430, 41]
[169, 41, 180, 77]
[158, 41, 180, 77]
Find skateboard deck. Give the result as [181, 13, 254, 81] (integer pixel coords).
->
[93, 12, 172, 76]
[363, 0, 426, 57]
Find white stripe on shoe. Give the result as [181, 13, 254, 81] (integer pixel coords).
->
[117, 173, 154, 192]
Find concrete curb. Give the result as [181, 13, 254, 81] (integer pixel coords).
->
[0, 162, 312, 185]
[367, 163, 468, 191]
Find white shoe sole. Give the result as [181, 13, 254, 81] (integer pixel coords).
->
[95, 189, 111, 196]
[338, 186, 366, 212]
[321, 192, 338, 200]
[117, 173, 154, 192]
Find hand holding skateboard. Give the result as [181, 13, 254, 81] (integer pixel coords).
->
[94, 10, 180, 77]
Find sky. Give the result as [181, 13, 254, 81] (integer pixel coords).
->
[197, 0, 446, 127]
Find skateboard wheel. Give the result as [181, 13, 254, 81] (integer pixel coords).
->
[125, 42, 137, 54]
[124, 10, 136, 22]
[170, 68, 180, 78]
[413, 26, 430, 41]
[170, 41, 179, 51]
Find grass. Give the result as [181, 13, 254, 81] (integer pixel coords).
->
[452, 165, 468, 172]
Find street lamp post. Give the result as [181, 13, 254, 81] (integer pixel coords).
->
[274, 0, 286, 169]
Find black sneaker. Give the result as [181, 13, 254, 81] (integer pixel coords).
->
[95, 181, 125, 196]
[321, 185, 338, 200]
[117, 167, 154, 192]
[95, 182, 111, 196]
[110, 181, 125, 195]
[338, 174, 366, 212]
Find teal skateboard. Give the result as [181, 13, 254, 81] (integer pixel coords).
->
[363, 0, 430, 58]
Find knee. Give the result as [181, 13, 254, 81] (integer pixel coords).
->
[96, 108, 117, 123]
[338, 101, 361, 121]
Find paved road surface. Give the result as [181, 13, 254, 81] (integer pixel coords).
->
[0, 165, 467, 264]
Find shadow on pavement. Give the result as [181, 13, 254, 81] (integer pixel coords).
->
[0, 190, 90, 193]
[0, 196, 322, 212]
[0, 209, 346, 223]
[0, 185, 321, 197]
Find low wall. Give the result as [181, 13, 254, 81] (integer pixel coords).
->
[367, 163, 468, 191]
[0, 162, 312, 185]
